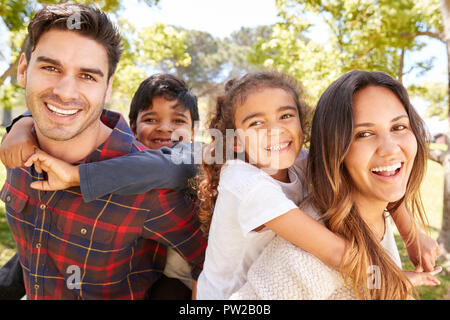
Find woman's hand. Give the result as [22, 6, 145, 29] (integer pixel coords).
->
[403, 266, 442, 287]
[407, 231, 440, 272]
[24, 150, 80, 190]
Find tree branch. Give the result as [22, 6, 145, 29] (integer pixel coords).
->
[429, 148, 446, 164]
[400, 31, 444, 41]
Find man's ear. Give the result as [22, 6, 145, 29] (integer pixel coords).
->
[104, 75, 114, 104]
[17, 53, 27, 88]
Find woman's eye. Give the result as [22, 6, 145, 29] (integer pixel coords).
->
[356, 131, 372, 138]
[393, 124, 407, 131]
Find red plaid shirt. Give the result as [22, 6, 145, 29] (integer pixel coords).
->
[1, 110, 206, 300]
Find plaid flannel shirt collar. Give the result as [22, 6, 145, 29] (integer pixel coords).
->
[79, 109, 145, 164]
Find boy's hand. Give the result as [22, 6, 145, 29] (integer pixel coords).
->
[0, 117, 37, 168]
[403, 266, 442, 287]
[406, 231, 440, 272]
[24, 150, 80, 190]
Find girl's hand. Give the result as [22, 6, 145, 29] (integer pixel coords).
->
[403, 266, 442, 287]
[0, 117, 37, 169]
[24, 150, 80, 190]
[407, 231, 440, 272]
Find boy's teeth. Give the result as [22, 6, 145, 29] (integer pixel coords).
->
[371, 162, 402, 172]
[47, 103, 78, 115]
[265, 142, 289, 151]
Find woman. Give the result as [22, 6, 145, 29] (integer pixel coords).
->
[230, 70, 441, 300]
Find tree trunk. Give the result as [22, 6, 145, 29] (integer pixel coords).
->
[438, 0, 450, 254]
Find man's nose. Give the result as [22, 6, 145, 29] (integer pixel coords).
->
[52, 75, 80, 102]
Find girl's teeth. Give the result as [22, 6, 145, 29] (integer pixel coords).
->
[371, 163, 402, 172]
[265, 142, 289, 151]
[47, 103, 78, 115]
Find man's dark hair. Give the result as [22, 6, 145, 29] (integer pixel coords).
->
[25, 2, 123, 79]
[129, 73, 199, 129]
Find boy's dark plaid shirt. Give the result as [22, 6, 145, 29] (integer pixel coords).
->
[0, 110, 206, 300]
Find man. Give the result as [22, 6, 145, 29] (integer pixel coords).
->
[0, 3, 205, 299]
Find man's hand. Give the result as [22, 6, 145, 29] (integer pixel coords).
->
[24, 150, 80, 190]
[0, 117, 37, 168]
[406, 231, 440, 272]
[403, 266, 442, 287]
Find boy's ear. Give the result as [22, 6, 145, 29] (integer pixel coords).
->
[17, 53, 27, 88]
[129, 120, 137, 136]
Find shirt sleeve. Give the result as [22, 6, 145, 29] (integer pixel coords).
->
[79, 143, 198, 203]
[5, 110, 32, 133]
[220, 162, 297, 236]
[141, 188, 206, 280]
[236, 181, 298, 235]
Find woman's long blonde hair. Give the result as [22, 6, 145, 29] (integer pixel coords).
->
[306, 70, 429, 299]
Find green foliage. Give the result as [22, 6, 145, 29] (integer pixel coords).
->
[250, 0, 445, 106]
[110, 20, 190, 112]
[409, 82, 448, 120]
[156, 25, 273, 99]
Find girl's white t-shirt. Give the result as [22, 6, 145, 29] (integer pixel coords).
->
[196, 150, 308, 300]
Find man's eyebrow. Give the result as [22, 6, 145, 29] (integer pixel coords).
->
[36, 56, 104, 78]
[36, 56, 62, 67]
[354, 114, 409, 128]
[80, 67, 104, 78]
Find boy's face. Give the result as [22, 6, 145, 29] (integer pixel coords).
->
[131, 96, 194, 149]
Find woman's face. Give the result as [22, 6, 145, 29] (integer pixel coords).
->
[344, 85, 418, 205]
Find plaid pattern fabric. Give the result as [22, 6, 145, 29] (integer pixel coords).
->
[1, 110, 206, 300]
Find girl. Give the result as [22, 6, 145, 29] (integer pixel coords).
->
[230, 70, 441, 300]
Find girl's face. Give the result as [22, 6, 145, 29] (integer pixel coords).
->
[233, 87, 303, 174]
[344, 85, 418, 205]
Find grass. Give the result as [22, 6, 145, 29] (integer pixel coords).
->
[0, 128, 448, 299]
[0, 127, 16, 267]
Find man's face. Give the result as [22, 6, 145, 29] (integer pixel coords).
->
[131, 96, 194, 150]
[17, 29, 112, 141]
